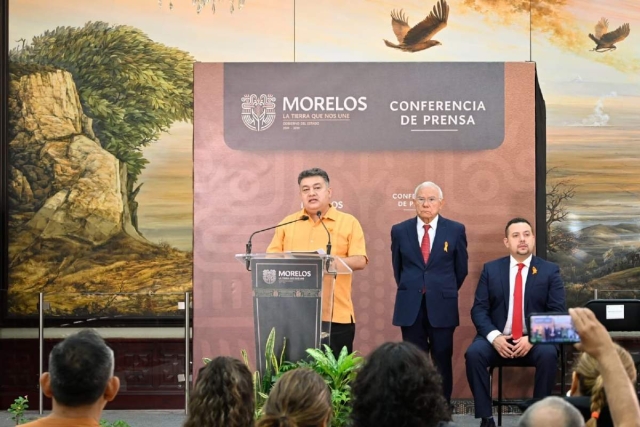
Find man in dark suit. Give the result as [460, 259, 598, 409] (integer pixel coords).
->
[391, 181, 468, 404]
[465, 217, 566, 427]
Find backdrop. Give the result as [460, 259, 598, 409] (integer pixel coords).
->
[193, 62, 537, 399]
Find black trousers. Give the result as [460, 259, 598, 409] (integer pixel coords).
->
[465, 336, 558, 418]
[322, 321, 355, 358]
[400, 295, 455, 404]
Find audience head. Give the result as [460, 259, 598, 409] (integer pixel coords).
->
[570, 343, 637, 426]
[518, 396, 584, 427]
[257, 368, 332, 427]
[351, 341, 451, 427]
[42, 329, 119, 408]
[184, 356, 254, 427]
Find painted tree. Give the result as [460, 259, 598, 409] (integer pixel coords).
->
[10, 22, 194, 228]
[546, 169, 577, 253]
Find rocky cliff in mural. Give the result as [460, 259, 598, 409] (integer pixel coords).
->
[7, 67, 191, 316]
[8, 70, 145, 251]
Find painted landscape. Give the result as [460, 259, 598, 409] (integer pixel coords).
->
[546, 88, 640, 307]
[6, 0, 640, 317]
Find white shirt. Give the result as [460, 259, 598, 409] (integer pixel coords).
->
[486, 254, 532, 344]
[417, 215, 438, 251]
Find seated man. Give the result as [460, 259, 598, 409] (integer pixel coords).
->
[465, 218, 566, 427]
[22, 329, 120, 427]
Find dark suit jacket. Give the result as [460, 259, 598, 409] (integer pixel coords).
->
[470, 256, 566, 338]
[391, 215, 468, 328]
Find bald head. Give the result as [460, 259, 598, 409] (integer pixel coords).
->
[518, 397, 584, 427]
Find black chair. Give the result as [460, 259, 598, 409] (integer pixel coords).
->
[585, 299, 640, 394]
[584, 299, 640, 332]
[490, 348, 566, 426]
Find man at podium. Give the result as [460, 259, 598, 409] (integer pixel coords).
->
[267, 168, 368, 356]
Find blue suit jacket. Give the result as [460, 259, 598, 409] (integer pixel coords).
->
[391, 216, 468, 328]
[470, 256, 566, 338]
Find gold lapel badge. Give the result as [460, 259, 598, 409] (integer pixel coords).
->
[444, 242, 448, 252]
[532, 266, 537, 275]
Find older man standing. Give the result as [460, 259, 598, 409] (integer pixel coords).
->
[391, 181, 468, 404]
[267, 168, 368, 357]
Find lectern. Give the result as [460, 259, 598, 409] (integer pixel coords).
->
[235, 253, 352, 373]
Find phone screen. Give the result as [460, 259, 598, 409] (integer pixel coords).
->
[529, 314, 580, 344]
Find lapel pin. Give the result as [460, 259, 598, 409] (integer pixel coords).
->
[532, 266, 537, 275]
[444, 242, 448, 252]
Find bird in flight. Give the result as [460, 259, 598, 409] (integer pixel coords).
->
[589, 18, 630, 52]
[384, 0, 449, 52]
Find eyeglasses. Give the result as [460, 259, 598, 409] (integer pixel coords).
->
[415, 197, 441, 205]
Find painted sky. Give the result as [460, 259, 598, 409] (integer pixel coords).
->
[9, 0, 295, 61]
[9, 0, 640, 246]
[9, 0, 639, 77]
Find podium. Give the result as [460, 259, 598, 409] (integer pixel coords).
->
[235, 253, 352, 373]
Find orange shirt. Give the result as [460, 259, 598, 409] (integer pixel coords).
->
[266, 206, 367, 323]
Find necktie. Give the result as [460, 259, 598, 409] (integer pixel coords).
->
[512, 263, 525, 340]
[421, 224, 431, 263]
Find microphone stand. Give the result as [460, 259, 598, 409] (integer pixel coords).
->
[244, 215, 309, 271]
[317, 210, 332, 272]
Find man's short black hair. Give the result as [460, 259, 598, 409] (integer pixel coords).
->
[505, 217, 533, 237]
[297, 168, 330, 186]
[49, 329, 114, 407]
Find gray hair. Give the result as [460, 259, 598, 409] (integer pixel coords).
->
[518, 396, 584, 427]
[413, 182, 443, 199]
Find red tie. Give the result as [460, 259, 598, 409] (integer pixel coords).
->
[512, 263, 525, 340]
[421, 224, 431, 263]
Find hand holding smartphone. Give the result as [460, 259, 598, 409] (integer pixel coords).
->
[528, 313, 581, 344]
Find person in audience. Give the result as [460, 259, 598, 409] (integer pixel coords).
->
[564, 342, 636, 426]
[566, 308, 640, 427]
[257, 368, 332, 427]
[22, 330, 120, 427]
[183, 356, 254, 427]
[517, 396, 583, 427]
[465, 218, 565, 427]
[351, 341, 453, 427]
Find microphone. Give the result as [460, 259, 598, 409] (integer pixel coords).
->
[317, 210, 332, 255]
[245, 215, 309, 270]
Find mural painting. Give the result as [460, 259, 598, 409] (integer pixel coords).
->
[4, 0, 640, 320]
[534, 2, 639, 308]
[5, 0, 293, 317]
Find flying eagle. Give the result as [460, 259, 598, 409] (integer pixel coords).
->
[589, 18, 630, 52]
[384, 0, 449, 52]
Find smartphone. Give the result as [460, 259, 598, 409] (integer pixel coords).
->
[528, 313, 580, 344]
